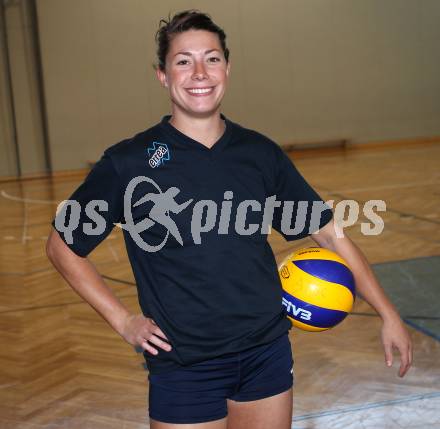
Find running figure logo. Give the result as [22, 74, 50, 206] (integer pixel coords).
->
[119, 176, 192, 252]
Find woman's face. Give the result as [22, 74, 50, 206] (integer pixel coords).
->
[156, 29, 230, 119]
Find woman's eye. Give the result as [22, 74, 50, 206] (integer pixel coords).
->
[176, 59, 189, 65]
[208, 57, 221, 63]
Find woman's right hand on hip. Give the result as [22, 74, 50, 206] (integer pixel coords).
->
[121, 314, 172, 355]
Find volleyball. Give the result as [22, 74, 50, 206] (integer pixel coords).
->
[279, 247, 356, 331]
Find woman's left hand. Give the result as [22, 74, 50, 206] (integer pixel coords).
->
[381, 316, 413, 377]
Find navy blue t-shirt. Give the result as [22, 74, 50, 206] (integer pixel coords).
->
[51, 114, 333, 374]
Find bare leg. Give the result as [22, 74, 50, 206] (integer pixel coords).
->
[226, 388, 293, 429]
[150, 417, 228, 429]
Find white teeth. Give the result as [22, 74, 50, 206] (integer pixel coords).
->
[188, 88, 213, 94]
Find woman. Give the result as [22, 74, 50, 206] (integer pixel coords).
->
[47, 10, 412, 429]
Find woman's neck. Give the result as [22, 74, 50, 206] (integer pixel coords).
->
[169, 110, 225, 148]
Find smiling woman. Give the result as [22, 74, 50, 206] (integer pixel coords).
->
[156, 29, 229, 122]
[46, 8, 412, 429]
[154, 11, 231, 149]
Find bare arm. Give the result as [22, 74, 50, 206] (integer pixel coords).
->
[312, 219, 412, 377]
[46, 228, 172, 355]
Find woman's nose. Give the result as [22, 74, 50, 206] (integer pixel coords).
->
[192, 61, 208, 80]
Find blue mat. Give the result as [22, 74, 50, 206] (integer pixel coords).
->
[372, 256, 440, 341]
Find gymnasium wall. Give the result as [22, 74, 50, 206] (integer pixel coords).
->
[0, 3, 17, 177]
[0, 0, 47, 177]
[1, 0, 440, 175]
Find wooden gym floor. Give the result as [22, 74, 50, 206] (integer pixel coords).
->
[1, 141, 439, 428]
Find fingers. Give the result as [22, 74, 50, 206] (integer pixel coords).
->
[384, 342, 393, 368]
[398, 356, 410, 377]
[141, 334, 172, 355]
[152, 333, 172, 351]
[387, 337, 413, 377]
[141, 338, 160, 355]
[153, 325, 169, 341]
[140, 319, 172, 355]
[398, 343, 413, 378]
[147, 318, 169, 341]
[381, 320, 413, 378]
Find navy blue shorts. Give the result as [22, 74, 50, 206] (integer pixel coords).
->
[148, 333, 294, 424]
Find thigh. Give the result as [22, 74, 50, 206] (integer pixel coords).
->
[150, 416, 228, 429]
[226, 388, 293, 429]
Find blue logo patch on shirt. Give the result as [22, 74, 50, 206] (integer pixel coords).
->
[147, 142, 170, 168]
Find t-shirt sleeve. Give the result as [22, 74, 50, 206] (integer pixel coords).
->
[270, 144, 333, 241]
[51, 150, 124, 257]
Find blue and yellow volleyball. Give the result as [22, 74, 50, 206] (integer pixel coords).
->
[279, 247, 356, 332]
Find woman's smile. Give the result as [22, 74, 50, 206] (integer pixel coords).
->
[185, 86, 215, 96]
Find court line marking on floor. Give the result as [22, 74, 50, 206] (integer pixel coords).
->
[293, 391, 440, 422]
[7, 271, 437, 323]
[299, 144, 440, 165]
[0, 259, 124, 276]
[0, 291, 138, 314]
[106, 240, 120, 263]
[0, 190, 58, 204]
[318, 188, 440, 227]
[21, 198, 28, 244]
[326, 180, 440, 194]
[403, 318, 440, 342]
[373, 254, 440, 266]
[351, 311, 440, 321]
[2, 177, 440, 206]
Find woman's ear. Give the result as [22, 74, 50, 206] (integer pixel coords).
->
[156, 67, 168, 88]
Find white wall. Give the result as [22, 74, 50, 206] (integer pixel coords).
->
[2, 0, 439, 174]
